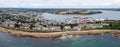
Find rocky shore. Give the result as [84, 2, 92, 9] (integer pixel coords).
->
[0, 27, 120, 38]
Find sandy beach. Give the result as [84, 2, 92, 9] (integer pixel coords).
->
[0, 27, 120, 38]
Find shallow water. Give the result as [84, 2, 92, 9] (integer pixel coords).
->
[0, 32, 120, 47]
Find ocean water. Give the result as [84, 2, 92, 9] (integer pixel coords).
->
[0, 32, 120, 47]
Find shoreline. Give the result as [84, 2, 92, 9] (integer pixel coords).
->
[0, 27, 120, 38]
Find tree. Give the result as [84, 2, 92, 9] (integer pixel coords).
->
[14, 22, 20, 28]
[60, 25, 64, 30]
[29, 18, 36, 30]
[30, 24, 34, 29]
[70, 24, 76, 29]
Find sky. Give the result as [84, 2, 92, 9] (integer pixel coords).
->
[0, 0, 120, 8]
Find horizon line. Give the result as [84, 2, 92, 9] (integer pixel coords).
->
[0, 7, 120, 9]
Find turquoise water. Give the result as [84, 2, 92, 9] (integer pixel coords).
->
[0, 32, 120, 47]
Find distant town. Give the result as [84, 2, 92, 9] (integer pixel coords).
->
[47, 10, 102, 15]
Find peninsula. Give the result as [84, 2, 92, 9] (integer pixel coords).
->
[48, 10, 102, 15]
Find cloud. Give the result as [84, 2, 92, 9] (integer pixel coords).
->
[0, 0, 119, 8]
[39, 0, 120, 8]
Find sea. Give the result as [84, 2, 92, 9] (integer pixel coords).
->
[0, 32, 120, 47]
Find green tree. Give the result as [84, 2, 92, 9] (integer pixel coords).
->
[14, 22, 20, 28]
[60, 25, 64, 30]
[30, 24, 34, 29]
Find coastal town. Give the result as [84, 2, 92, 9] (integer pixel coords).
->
[0, 9, 112, 32]
[0, 0, 120, 47]
[0, 9, 120, 38]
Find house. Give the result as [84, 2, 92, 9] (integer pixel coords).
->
[64, 26, 71, 30]
[73, 26, 81, 31]
[3, 21, 15, 28]
[33, 25, 43, 30]
[49, 26, 61, 31]
[20, 23, 30, 30]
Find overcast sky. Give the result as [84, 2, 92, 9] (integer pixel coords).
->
[0, 0, 120, 8]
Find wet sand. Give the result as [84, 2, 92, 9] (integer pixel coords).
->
[0, 27, 120, 38]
